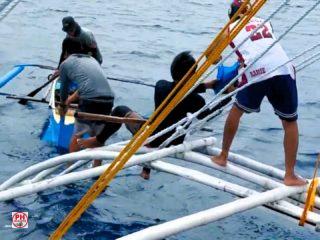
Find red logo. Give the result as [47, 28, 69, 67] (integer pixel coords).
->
[12, 212, 28, 229]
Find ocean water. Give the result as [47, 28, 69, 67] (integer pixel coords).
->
[0, 0, 319, 239]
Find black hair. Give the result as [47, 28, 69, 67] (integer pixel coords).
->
[62, 38, 83, 55]
[228, 3, 241, 19]
[170, 51, 196, 82]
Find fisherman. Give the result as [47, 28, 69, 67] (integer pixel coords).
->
[58, 37, 114, 167]
[211, 0, 306, 186]
[58, 16, 103, 67]
[78, 51, 241, 178]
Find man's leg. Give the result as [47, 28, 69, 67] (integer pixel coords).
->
[266, 75, 306, 186]
[211, 105, 244, 166]
[68, 120, 89, 166]
[121, 111, 152, 180]
[69, 135, 81, 153]
[282, 120, 306, 186]
[77, 106, 130, 148]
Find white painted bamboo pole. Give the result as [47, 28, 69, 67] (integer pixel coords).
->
[0, 138, 214, 190]
[149, 161, 320, 225]
[0, 151, 120, 191]
[206, 147, 285, 179]
[181, 151, 320, 208]
[58, 160, 91, 176]
[103, 144, 153, 154]
[31, 144, 153, 182]
[206, 147, 320, 199]
[118, 185, 307, 240]
[0, 138, 215, 201]
[30, 165, 64, 183]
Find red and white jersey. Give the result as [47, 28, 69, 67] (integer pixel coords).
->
[229, 17, 295, 83]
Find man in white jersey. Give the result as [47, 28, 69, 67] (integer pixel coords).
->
[211, 0, 306, 186]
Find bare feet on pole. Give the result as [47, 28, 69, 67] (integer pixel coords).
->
[284, 174, 307, 186]
[140, 167, 151, 180]
[77, 137, 101, 149]
[211, 152, 228, 167]
[92, 160, 102, 168]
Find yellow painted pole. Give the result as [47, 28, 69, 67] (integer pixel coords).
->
[50, 1, 267, 239]
[299, 154, 320, 226]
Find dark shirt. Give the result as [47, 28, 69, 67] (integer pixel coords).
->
[149, 80, 208, 147]
[58, 26, 103, 67]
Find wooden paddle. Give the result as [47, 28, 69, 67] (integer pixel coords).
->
[18, 73, 59, 105]
[75, 111, 147, 124]
[7, 95, 49, 104]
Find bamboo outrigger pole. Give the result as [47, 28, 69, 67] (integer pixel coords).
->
[50, 1, 267, 238]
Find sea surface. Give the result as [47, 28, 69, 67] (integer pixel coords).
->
[0, 0, 319, 239]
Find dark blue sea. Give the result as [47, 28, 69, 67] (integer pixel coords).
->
[0, 0, 319, 239]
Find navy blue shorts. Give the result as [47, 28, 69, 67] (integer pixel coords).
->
[235, 74, 298, 121]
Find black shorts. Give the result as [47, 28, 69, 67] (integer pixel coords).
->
[78, 96, 114, 115]
[235, 74, 298, 121]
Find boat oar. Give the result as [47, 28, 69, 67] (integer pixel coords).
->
[6, 95, 49, 104]
[75, 111, 147, 124]
[0, 65, 25, 88]
[18, 73, 59, 105]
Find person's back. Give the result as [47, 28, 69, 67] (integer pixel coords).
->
[229, 17, 294, 83]
[73, 27, 103, 64]
[212, 0, 306, 186]
[149, 79, 206, 147]
[59, 54, 114, 103]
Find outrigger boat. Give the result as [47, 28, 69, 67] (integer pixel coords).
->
[41, 78, 75, 150]
[1, 0, 320, 239]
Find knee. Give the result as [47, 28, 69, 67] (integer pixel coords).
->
[112, 105, 132, 117]
[282, 119, 298, 129]
[231, 104, 244, 118]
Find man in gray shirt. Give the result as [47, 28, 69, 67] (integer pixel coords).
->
[58, 16, 103, 66]
[59, 38, 113, 166]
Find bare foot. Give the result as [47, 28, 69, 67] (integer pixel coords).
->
[284, 174, 307, 186]
[77, 137, 100, 149]
[92, 160, 102, 168]
[211, 155, 227, 167]
[140, 167, 151, 180]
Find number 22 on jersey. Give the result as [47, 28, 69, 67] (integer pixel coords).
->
[245, 24, 273, 41]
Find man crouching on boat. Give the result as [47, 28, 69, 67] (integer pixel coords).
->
[77, 51, 240, 179]
[211, 0, 306, 186]
[58, 38, 115, 167]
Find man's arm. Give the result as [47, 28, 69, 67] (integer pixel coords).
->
[59, 63, 70, 104]
[58, 37, 68, 68]
[193, 79, 218, 93]
[66, 91, 79, 106]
